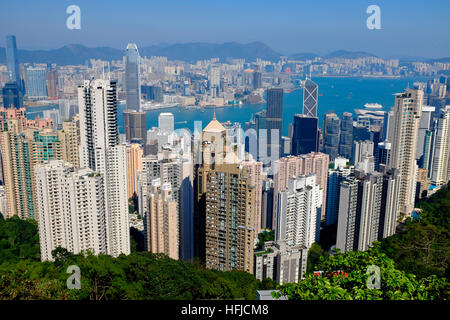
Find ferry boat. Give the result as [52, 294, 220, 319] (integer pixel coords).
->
[141, 102, 178, 110]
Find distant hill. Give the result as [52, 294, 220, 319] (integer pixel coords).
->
[140, 41, 281, 62]
[0, 43, 444, 66]
[427, 57, 450, 63]
[289, 52, 319, 60]
[324, 50, 378, 59]
[0, 44, 123, 65]
[0, 42, 282, 65]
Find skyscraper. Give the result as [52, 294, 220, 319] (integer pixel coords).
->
[104, 145, 130, 257]
[323, 112, 340, 161]
[2, 82, 23, 108]
[377, 141, 391, 168]
[46, 64, 58, 99]
[194, 115, 228, 261]
[388, 89, 423, 217]
[273, 152, 329, 229]
[26, 67, 48, 99]
[252, 70, 262, 90]
[0, 110, 56, 220]
[303, 77, 318, 117]
[145, 178, 179, 260]
[208, 65, 220, 89]
[141, 85, 163, 102]
[200, 113, 229, 166]
[276, 174, 322, 249]
[138, 147, 193, 261]
[421, 130, 433, 172]
[240, 158, 263, 234]
[125, 43, 141, 111]
[35, 160, 107, 261]
[336, 168, 400, 252]
[78, 79, 119, 171]
[382, 110, 395, 142]
[416, 106, 435, 163]
[78, 79, 130, 257]
[123, 109, 147, 145]
[0, 127, 36, 220]
[265, 88, 283, 161]
[339, 112, 353, 159]
[126, 143, 143, 198]
[30, 129, 63, 163]
[291, 114, 319, 156]
[58, 115, 80, 168]
[261, 177, 274, 229]
[430, 105, 450, 186]
[325, 157, 353, 227]
[158, 112, 175, 133]
[203, 163, 256, 273]
[255, 109, 267, 162]
[5, 35, 22, 93]
[254, 240, 307, 285]
[352, 140, 374, 165]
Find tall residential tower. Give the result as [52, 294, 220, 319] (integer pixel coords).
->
[388, 89, 423, 217]
[78, 79, 130, 257]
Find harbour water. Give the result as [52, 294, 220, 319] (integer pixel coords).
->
[119, 76, 428, 136]
[27, 77, 429, 137]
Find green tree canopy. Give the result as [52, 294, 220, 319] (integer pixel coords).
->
[275, 244, 449, 300]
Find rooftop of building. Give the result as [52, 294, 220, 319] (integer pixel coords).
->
[203, 112, 226, 133]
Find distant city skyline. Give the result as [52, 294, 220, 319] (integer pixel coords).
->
[1, 0, 449, 58]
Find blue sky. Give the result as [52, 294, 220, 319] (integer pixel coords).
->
[1, 0, 449, 58]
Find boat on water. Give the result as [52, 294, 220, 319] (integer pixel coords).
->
[141, 102, 179, 110]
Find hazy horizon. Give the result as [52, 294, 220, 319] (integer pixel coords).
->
[0, 41, 448, 61]
[1, 0, 449, 59]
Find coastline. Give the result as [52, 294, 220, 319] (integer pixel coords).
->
[310, 75, 403, 79]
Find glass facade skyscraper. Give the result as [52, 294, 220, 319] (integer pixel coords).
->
[141, 85, 163, 102]
[265, 88, 283, 160]
[26, 67, 48, 99]
[323, 113, 341, 161]
[5, 35, 23, 93]
[123, 109, 147, 145]
[291, 115, 319, 156]
[125, 43, 141, 111]
[255, 109, 267, 161]
[2, 82, 23, 108]
[303, 77, 318, 117]
[339, 112, 353, 159]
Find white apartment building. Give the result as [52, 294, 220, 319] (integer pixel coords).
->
[430, 106, 450, 185]
[78, 79, 130, 257]
[35, 160, 107, 261]
[388, 89, 423, 217]
[104, 145, 130, 257]
[276, 174, 323, 249]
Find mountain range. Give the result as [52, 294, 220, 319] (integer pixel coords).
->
[0, 42, 448, 65]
